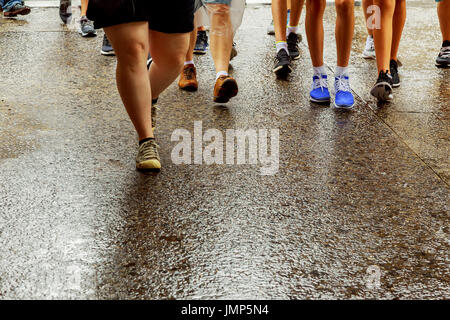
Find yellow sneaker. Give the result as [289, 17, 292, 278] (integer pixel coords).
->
[136, 139, 161, 172]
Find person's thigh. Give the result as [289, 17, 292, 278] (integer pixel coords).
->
[105, 22, 150, 61]
[148, 31, 190, 66]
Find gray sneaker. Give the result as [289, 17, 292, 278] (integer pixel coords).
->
[136, 139, 161, 172]
[80, 16, 97, 37]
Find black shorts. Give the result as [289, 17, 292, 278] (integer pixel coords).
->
[87, 0, 195, 34]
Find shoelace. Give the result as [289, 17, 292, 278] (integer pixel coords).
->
[183, 67, 195, 80]
[335, 76, 350, 92]
[140, 140, 159, 159]
[440, 46, 450, 58]
[198, 32, 208, 44]
[313, 76, 328, 91]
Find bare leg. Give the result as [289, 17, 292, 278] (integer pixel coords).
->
[289, 0, 305, 27]
[390, 0, 406, 61]
[208, 3, 233, 73]
[362, 0, 374, 37]
[438, 0, 450, 42]
[335, 0, 354, 68]
[306, 0, 326, 67]
[80, 0, 88, 16]
[373, 0, 395, 72]
[272, 0, 288, 42]
[104, 22, 153, 140]
[149, 30, 190, 98]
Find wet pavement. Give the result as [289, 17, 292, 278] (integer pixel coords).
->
[0, 3, 449, 299]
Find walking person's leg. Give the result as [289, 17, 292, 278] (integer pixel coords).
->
[305, 0, 330, 103]
[389, 0, 406, 87]
[436, 0, 450, 67]
[370, 0, 395, 101]
[272, 0, 293, 78]
[362, 0, 376, 59]
[286, 0, 304, 60]
[179, 14, 199, 91]
[206, 1, 238, 103]
[334, 0, 355, 109]
[80, 0, 97, 37]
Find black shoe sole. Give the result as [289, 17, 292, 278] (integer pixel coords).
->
[436, 62, 450, 68]
[180, 85, 198, 92]
[273, 64, 293, 79]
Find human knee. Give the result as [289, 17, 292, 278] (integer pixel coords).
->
[335, 0, 354, 15]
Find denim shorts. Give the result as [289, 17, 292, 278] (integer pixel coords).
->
[203, 0, 232, 6]
[87, 0, 195, 33]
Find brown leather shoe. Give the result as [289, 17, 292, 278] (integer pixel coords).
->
[178, 64, 198, 92]
[213, 75, 238, 103]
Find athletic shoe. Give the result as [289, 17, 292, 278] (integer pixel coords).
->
[390, 59, 400, 87]
[59, 0, 72, 24]
[267, 20, 275, 35]
[213, 76, 238, 103]
[436, 44, 450, 68]
[194, 31, 208, 55]
[334, 76, 355, 109]
[178, 64, 198, 92]
[230, 42, 237, 61]
[287, 33, 300, 60]
[362, 35, 376, 59]
[101, 34, 115, 56]
[79, 16, 97, 37]
[136, 139, 161, 172]
[3, 3, 31, 17]
[370, 70, 393, 102]
[273, 49, 292, 79]
[310, 74, 330, 103]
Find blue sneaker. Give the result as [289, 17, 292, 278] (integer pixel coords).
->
[310, 75, 330, 103]
[194, 31, 208, 55]
[334, 76, 355, 109]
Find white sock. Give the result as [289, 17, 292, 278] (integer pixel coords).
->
[335, 66, 349, 77]
[313, 65, 327, 76]
[184, 61, 195, 66]
[286, 26, 298, 36]
[216, 71, 228, 80]
[276, 41, 289, 54]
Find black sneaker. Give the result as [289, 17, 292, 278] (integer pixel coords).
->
[59, 0, 72, 24]
[194, 30, 208, 55]
[436, 43, 450, 68]
[273, 49, 292, 79]
[390, 59, 400, 87]
[370, 70, 393, 102]
[287, 33, 300, 60]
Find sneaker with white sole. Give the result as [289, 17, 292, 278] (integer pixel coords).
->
[334, 76, 355, 109]
[362, 35, 376, 59]
[370, 70, 393, 102]
[310, 74, 330, 103]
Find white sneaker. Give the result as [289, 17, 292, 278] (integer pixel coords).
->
[362, 36, 376, 59]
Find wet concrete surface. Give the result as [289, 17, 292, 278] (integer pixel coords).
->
[0, 4, 449, 299]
